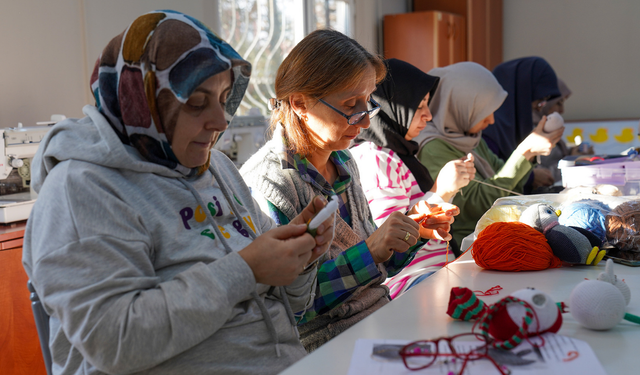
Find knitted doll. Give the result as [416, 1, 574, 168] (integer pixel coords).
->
[447, 287, 562, 349]
[519, 203, 605, 265]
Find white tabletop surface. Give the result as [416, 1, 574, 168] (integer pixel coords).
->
[280, 251, 640, 374]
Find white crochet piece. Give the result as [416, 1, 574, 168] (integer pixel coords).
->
[597, 258, 631, 305]
[544, 112, 564, 132]
[569, 279, 626, 330]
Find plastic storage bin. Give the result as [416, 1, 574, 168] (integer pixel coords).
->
[559, 158, 640, 195]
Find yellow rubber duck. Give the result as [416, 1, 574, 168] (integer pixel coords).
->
[589, 128, 609, 143]
[614, 128, 635, 143]
[567, 128, 583, 144]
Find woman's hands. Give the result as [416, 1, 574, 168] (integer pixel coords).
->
[289, 195, 335, 262]
[239, 196, 334, 286]
[515, 116, 565, 160]
[433, 153, 476, 201]
[407, 201, 458, 241]
[532, 166, 555, 189]
[365, 211, 421, 264]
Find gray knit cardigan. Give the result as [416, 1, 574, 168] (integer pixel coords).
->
[240, 132, 390, 351]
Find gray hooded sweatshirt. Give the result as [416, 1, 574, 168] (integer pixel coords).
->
[22, 105, 314, 375]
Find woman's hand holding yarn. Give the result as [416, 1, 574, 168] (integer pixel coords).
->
[290, 195, 335, 263]
[239, 224, 316, 286]
[433, 153, 476, 201]
[365, 211, 420, 264]
[407, 201, 458, 241]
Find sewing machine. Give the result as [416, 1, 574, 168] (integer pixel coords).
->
[0, 124, 52, 223]
[215, 115, 269, 167]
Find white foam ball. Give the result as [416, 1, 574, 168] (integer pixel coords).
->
[569, 280, 626, 330]
[544, 112, 564, 132]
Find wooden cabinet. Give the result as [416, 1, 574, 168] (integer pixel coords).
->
[0, 222, 47, 375]
[384, 11, 466, 74]
[414, 0, 503, 71]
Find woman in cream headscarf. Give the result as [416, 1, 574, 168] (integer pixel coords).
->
[417, 62, 563, 246]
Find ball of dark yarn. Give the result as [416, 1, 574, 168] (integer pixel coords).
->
[606, 200, 640, 251]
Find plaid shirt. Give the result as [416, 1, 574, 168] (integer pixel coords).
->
[267, 143, 421, 323]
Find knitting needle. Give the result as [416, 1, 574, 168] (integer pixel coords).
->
[469, 179, 524, 196]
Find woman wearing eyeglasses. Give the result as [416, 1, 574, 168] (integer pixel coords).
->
[482, 56, 564, 192]
[240, 30, 454, 352]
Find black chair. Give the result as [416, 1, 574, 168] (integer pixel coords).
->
[27, 280, 53, 375]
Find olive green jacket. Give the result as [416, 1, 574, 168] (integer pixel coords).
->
[418, 138, 532, 246]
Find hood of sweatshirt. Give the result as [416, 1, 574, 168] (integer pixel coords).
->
[32, 105, 184, 193]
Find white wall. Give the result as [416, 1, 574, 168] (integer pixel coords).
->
[2, 0, 637, 129]
[503, 0, 640, 121]
[0, 0, 86, 127]
[352, 0, 409, 55]
[0, 0, 216, 129]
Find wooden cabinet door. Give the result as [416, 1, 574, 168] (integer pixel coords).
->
[384, 11, 465, 73]
[449, 13, 467, 65]
[414, 0, 502, 70]
[435, 11, 450, 68]
[384, 12, 438, 73]
[0, 246, 47, 375]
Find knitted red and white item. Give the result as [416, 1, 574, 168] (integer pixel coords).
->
[484, 289, 562, 346]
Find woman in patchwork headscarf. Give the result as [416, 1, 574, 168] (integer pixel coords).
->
[22, 10, 333, 375]
[417, 62, 561, 247]
[350, 59, 472, 297]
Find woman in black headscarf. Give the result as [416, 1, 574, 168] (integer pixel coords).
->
[351, 59, 474, 296]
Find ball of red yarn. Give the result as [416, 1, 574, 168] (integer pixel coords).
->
[471, 222, 563, 271]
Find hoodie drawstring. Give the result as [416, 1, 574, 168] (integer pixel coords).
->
[206, 168, 298, 328]
[179, 168, 297, 357]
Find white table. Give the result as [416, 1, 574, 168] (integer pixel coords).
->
[281, 251, 640, 374]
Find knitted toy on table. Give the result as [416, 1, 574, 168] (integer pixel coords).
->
[519, 203, 606, 265]
[568, 259, 639, 330]
[447, 287, 562, 349]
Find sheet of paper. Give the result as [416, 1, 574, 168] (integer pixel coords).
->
[347, 333, 607, 375]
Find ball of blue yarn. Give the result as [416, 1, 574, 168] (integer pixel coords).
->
[558, 202, 607, 242]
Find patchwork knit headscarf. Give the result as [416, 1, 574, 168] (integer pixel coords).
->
[90, 10, 251, 175]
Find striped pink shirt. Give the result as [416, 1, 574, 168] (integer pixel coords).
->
[350, 142, 451, 299]
[350, 142, 443, 226]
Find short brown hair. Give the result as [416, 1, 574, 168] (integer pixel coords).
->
[271, 29, 386, 157]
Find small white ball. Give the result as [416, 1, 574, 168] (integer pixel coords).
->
[544, 112, 564, 132]
[508, 289, 560, 334]
[569, 280, 626, 330]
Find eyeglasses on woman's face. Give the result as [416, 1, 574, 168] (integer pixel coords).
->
[317, 97, 381, 125]
[399, 333, 510, 375]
